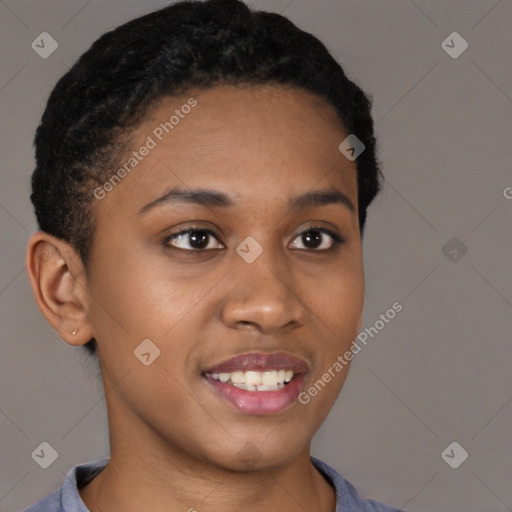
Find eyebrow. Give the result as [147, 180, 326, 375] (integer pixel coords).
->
[137, 185, 355, 216]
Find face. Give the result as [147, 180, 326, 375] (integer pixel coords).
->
[84, 85, 364, 471]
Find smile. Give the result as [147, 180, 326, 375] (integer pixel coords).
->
[202, 351, 308, 414]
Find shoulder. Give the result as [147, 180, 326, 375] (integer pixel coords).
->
[24, 457, 110, 512]
[311, 456, 405, 512]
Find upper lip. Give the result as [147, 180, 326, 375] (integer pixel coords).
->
[203, 351, 309, 374]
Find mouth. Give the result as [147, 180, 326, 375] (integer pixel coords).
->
[202, 352, 308, 415]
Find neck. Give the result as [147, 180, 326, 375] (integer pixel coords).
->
[79, 429, 336, 512]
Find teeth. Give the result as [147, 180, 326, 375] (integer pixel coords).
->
[262, 370, 277, 385]
[206, 369, 296, 390]
[232, 382, 286, 391]
[230, 371, 245, 384]
[245, 371, 260, 386]
[254, 384, 282, 391]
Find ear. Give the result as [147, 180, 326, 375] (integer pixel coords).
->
[25, 231, 93, 346]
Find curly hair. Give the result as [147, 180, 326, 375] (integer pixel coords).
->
[31, 0, 382, 356]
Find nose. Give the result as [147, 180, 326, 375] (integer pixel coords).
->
[219, 245, 307, 335]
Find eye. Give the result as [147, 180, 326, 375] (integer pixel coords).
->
[163, 228, 224, 251]
[290, 227, 344, 251]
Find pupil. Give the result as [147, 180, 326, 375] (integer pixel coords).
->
[303, 230, 322, 249]
[190, 231, 209, 249]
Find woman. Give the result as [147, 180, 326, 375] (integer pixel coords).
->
[25, 0, 402, 510]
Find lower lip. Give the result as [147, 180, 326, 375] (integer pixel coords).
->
[204, 374, 306, 415]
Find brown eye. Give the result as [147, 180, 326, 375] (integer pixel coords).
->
[290, 227, 343, 251]
[164, 229, 224, 251]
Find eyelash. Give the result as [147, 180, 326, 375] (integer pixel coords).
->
[163, 225, 344, 253]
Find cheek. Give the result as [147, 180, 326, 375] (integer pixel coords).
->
[86, 244, 224, 369]
[332, 266, 364, 329]
[305, 258, 364, 339]
[300, 266, 364, 417]
[300, 259, 364, 408]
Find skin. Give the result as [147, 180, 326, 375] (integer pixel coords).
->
[26, 85, 365, 512]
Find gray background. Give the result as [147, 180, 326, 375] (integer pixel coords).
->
[1, 0, 511, 511]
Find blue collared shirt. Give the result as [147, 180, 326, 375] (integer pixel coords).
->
[25, 456, 404, 511]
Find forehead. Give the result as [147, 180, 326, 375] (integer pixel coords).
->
[95, 85, 357, 218]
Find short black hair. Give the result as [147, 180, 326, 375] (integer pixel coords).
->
[31, 0, 382, 356]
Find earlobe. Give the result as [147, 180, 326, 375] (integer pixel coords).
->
[25, 231, 93, 346]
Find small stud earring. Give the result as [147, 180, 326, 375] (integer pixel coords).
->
[72, 328, 79, 336]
